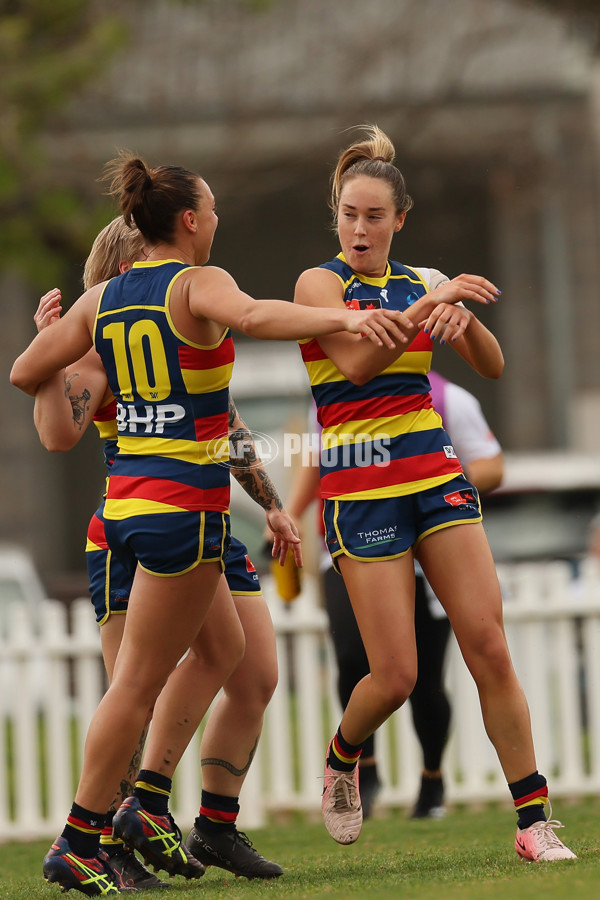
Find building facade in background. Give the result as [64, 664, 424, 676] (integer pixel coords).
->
[3, 0, 600, 582]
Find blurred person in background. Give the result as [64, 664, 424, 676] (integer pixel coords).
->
[292, 123, 576, 862]
[280, 372, 503, 821]
[11, 154, 409, 896]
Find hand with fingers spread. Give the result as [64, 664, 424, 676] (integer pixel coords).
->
[34, 288, 63, 332]
[427, 273, 500, 308]
[344, 307, 414, 348]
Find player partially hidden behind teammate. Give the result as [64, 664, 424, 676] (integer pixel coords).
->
[294, 124, 576, 862]
[11, 152, 409, 896]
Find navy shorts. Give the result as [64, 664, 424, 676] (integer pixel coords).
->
[323, 474, 481, 573]
[86, 506, 130, 625]
[103, 508, 230, 578]
[224, 537, 261, 595]
[87, 507, 254, 622]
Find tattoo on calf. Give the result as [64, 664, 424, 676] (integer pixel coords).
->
[201, 737, 259, 777]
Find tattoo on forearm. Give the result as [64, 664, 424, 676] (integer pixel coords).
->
[64, 373, 91, 430]
[234, 467, 283, 511]
[201, 737, 259, 778]
[228, 395, 237, 429]
[228, 398, 283, 512]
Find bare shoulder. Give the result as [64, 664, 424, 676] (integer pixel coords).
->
[189, 265, 239, 289]
[294, 266, 343, 307]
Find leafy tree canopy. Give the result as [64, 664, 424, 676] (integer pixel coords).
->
[0, 0, 132, 289]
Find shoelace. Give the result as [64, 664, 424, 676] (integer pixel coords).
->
[235, 831, 255, 850]
[533, 819, 567, 850]
[330, 771, 359, 810]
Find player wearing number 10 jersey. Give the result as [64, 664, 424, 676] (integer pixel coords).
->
[95, 259, 234, 576]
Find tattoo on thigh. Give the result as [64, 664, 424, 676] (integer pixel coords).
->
[201, 737, 259, 777]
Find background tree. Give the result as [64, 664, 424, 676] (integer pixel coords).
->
[0, 0, 129, 290]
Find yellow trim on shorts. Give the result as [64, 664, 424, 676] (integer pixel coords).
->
[96, 548, 113, 626]
[330, 499, 411, 574]
[414, 516, 482, 549]
[136, 511, 228, 577]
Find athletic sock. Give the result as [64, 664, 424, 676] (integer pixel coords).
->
[133, 769, 172, 816]
[99, 810, 123, 851]
[327, 727, 363, 773]
[509, 771, 548, 829]
[62, 802, 105, 858]
[196, 790, 240, 834]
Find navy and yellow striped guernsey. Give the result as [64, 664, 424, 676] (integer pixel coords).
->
[93, 260, 233, 521]
[299, 253, 463, 501]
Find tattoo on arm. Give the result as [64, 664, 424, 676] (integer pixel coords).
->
[228, 397, 283, 512]
[201, 737, 259, 778]
[64, 372, 91, 430]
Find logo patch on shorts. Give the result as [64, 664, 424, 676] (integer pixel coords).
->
[444, 489, 476, 509]
[245, 554, 256, 573]
[443, 445, 458, 459]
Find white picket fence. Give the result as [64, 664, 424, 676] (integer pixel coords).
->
[2, 559, 600, 841]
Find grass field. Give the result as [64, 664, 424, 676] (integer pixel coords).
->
[0, 798, 598, 899]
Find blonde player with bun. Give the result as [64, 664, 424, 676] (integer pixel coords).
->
[295, 124, 576, 862]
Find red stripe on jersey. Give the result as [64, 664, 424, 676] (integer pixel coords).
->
[319, 393, 432, 428]
[194, 412, 229, 443]
[405, 329, 434, 352]
[86, 514, 108, 549]
[300, 338, 327, 363]
[93, 398, 118, 422]
[178, 337, 234, 371]
[107, 475, 229, 511]
[320, 452, 462, 498]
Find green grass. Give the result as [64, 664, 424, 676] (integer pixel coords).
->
[0, 799, 598, 899]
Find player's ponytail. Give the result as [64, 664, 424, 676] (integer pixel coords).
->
[329, 124, 413, 229]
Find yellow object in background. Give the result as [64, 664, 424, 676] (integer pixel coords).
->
[271, 549, 302, 602]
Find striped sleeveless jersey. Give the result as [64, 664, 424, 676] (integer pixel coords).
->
[299, 254, 462, 501]
[93, 259, 233, 520]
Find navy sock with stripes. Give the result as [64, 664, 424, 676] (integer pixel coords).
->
[133, 769, 172, 816]
[61, 802, 105, 858]
[509, 771, 548, 829]
[196, 790, 240, 834]
[327, 727, 364, 773]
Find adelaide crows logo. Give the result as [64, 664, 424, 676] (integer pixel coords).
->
[443, 489, 477, 509]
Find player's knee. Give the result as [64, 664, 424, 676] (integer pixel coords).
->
[374, 668, 416, 712]
[466, 630, 513, 684]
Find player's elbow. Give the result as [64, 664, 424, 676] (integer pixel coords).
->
[9, 360, 31, 393]
[488, 358, 504, 379]
[341, 362, 375, 386]
[237, 307, 266, 338]
[39, 432, 77, 453]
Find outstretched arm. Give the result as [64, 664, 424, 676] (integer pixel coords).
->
[10, 286, 101, 395]
[294, 268, 501, 385]
[187, 266, 412, 350]
[32, 289, 109, 450]
[228, 396, 302, 566]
